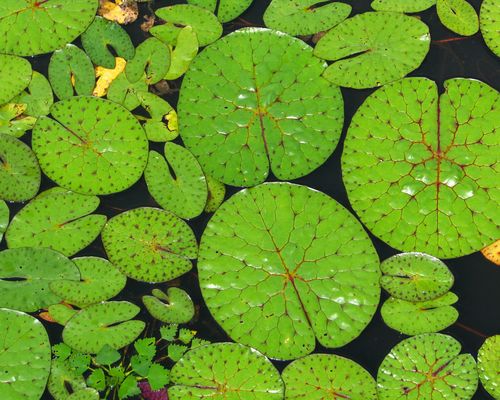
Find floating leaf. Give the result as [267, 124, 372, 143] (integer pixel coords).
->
[14, 71, 53, 117]
[377, 333, 478, 400]
[187, 0, 253, 23]
[47, 359, 87, 400]
[282, 354, 377, 400]
[342, 78, 499, 258]
[102, 207, 198, 282]
[63, 301, 145, 354]
[68, 388, 100, 400]
[169, 343, 284, 399]
[135, 91, 179, 141]
[437, 0, 479, 36]
[482, 240, 500, 265]
[98, 0, 139, 24]
[178, 28, 343, 187]
[371, 0, 436, 12]
[126, 38, 171, 84]
[93, 57, 127, 97]
[143, 287, 195, 324]
[33, 96, 148, 195]
[0, 103, 36, 137]
[198, 183, 380, 360]
[478, 335, 500, 399]
[480, 0, 500, 57]
[0, 54, 32, 105]
[314, 12, 430, 89]
[164, 26, 199, 80]
[107, 71, 148, 111]
[87, 368, 106, 391]
[204, 175, 225, 213]
[0, 200, 8, 241]
[48, 304, 78, 325]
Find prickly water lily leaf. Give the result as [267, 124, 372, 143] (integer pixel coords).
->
[135, 91, 179, 141]
[478, 335, 500, 399]
[47, 304, 78, 325]
[264, 0, 352, 36]
[14, 71, 53, 117]
[377, 333, 478, 400]
[0, 309, 51, 400]
[437, 0, 479, 36]
[47, 358, 87, 400]
[145, 143, 207, 219]
[380, 253, 454, 301]
[187, 0, 253, 23]
[179, 28, 343, 187]
[164, 26, 199, 81]
[169, 343, 284, 399]
[343, 78, 499, 258]
[282, 354, 377, 400]
[33, 96, 148, 195]
[126, 38, 171, 84]
[0, 54, 32, 105]
[93, 57, 127, 97]
[480, 0, 500, 57]
[204, 175, 225, 213]
[107, 71, 148, 111]
[198, 183, 380, 360]
[314, 12, 430, 89]
[370, 0, 436, 13]
[63, 301, 145, 354]
[102, 207, 198, 282]
[482, 240, 500, 265]
[0, 200, 8, 241]
[143, 287, 195, 323]
[6, 188, 106, 256]
[0, 134, 41, 202]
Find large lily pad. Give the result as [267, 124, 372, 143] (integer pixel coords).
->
[481, 0, 500, 57]
[0, 0, 97, 56]
[198, 183, 380, 360]
[126, 37, 171, 84]
[14, 71, 53, 117]
[0, 55, 32, 108]
[187, 0, 253, 23]
[342, 78, 499, 258]
[0, 200, 8, 241]
[143, 287, 195, 324]
[314, 12, 430, 89]
[377, 333, 478, 400]
[0, 309, 51, 400]
[63, 301, 145, 354]
[178, 28, 344, 187]
[6, 188, 107, 256]
[478, 335, 500, 399]
[102, 207, 198, 282]
[33, 96, 148, 195]
[371, 0, 436, 12]
[437, 0, 479, 36]
[282, 354, 377, 400]
[169, 343, 284, 399]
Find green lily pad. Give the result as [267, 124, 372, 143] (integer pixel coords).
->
[107, 71, 148, 111]
[33, 96, 148, 195]
[48, 44, 95, 100]
[0, 200, 8, 241]
[187, 0, 253, 23]
[135, 91, 179, 141]
[478, 335, 500, 399]
[380, 252, 454, 301]
[480, 0, 500, 57]
[102, 207, 198, 283]
[164, 26, 199, 80]
[0, 309, 51, 400]
[6, 188, 107, 256]
[0, 134, 41, 202]
[282, 354, 377, 400]
[14, 71, 53, 117]
[178, 28, 344, 187]
[68, 388, 99, 400]
[198, 183, 380, 360]
[264, 0, 352, 36]
[0, 54, 32, 105]
[437, 0, 479, 36]
[0, 103, 36, 138]
[126, 37, 171, 84]
[314, 12, 430, 89]
[381, 292, 459, 335]
[49, 257, 127, 308]
[47, 358, 87, 400]
[377, 333, 478, 400]
[143, 287, 195, 324]
[204, 175, 225, 213]
[0, 0, 97, 56]
[169, 343, 284, 400]
[81, 16, 135, 69]
[371, 0, 436, 12]
[145, 143, 208, 220]
[48, 304, 78, 325]
[63, 301, 145, 354]
[342, 78, 499, 258]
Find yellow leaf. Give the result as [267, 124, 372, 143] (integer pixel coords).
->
[165, 109, 178, 133]
[482, 240, 500, 266]
[93, 57, 127, 97]
[98, 0, 138, 25]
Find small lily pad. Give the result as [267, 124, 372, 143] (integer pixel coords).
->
[478, 335, 500, 399]
[164, 26, 199, 80]
[371, 0, 436, 12]
[0, 200, 8, 241]
[136, 91, 179, 141]
[63, 301, 145, 354]
[0, 103, 36, 138]
[126, 37, 171, 84]
[68, 388, 100, 400]
[187, 0, 253, 23]
[0, 54, 32, 106]
[437, 0, 479, 36]
[107, 71, 148, 111]
[204, 175, 225, 213]
[169, 343, 284, 399]
[480, 0, 500, 57]
[102, 207, 198, 282]
[143, 287, 195, 324]
[48, 304, 78, 325]
[14, 71, 53, 117]
[48, 358, 87, 400]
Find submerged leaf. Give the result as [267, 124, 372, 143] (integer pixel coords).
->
[0, 54, 32, 105]
[480, 0, 500, 57]
[126, 38, 171, 84]
[143, 287, 195, 324]
[187, 0, 253, 23]
[93, 57, 127, 97]
[437, 0, 479, 36]
[478, 335, 500, 399]
[164, 26, 199, 80]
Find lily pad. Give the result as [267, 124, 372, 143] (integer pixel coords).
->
[0, 200, 8, 241]
[314, 12, 430, 89]
[63, 301, 145, 354]
[198, 183, 380, 360]
[102, 207, 198, 282]
[437, 0, 479, 36]
[5, 188, 106, 256]
[0, 54, 32, 105]
[380, 252, 454, 301]
[49, 257, 127, 308]
[264, 0, 352, 36]
[478, 335, 500, 399]
[282, 354, 377, 400]
[0, 134, 41, 202]
[14, 71, 53, 117]
[0, 309, 51, 400]
[178, 28, 344, 187]
[48, 358, 87, 400]
[187, 0, 253, 23]
[342, 78, 499, 258]
[377, 333, 478, 400]
[480, 0, 500, 57]
[164, 26, 199, 80]
[126, 37, 171, 84]
[371, 0, 436, 12]
[135, 91, 179, 141]
[33, 96, 148, 195]
[145, 143, 208, 220]
[48, 304, 78, 325]
[143, 287, 195, 324]
[204, 175, 225, 213]
[169, 343, 284, 399]
[0, 103, 36, 137]
[68, 388, 99, 400]
[107, 71, 148, 111]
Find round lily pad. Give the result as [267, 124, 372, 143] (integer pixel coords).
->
[198, 183, 380, 360]
[204, 175, 225, 213]
[126, 37, 171, 84]
[0, 0, 97, 56]
[282, 354, 377, 399]
[313, 12, 430, 89]
[164, 26, 199, 81]
[178, 28, 344, 187]
[380, 253, 454, 301]
[187, 0, 253, 23]
[377, 333, 478, 400]
[48, 358, 87, 400]
[342, 78, 499, 258]
[481, 0, 500, 57]
[49, 257, 127, 308]
[0, 200, 8, 241]
[437, 0, 479, 37]
[0, 309, 51, 400]
[6, 188, 107, 257]
[14, 71, 53, 117]
[32, 96, 148, 195]
[63, 301, 145, 354]
[102, 207, 198, 283]
[0, 54, 32, 105]
[145, 143, 208, 220]
[143, 287, 195, 324]
[478, 335, 500, 399]
[371, 0, 436, 12]
[0, 133, 41, 202]
[169, 343, 284, 399]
